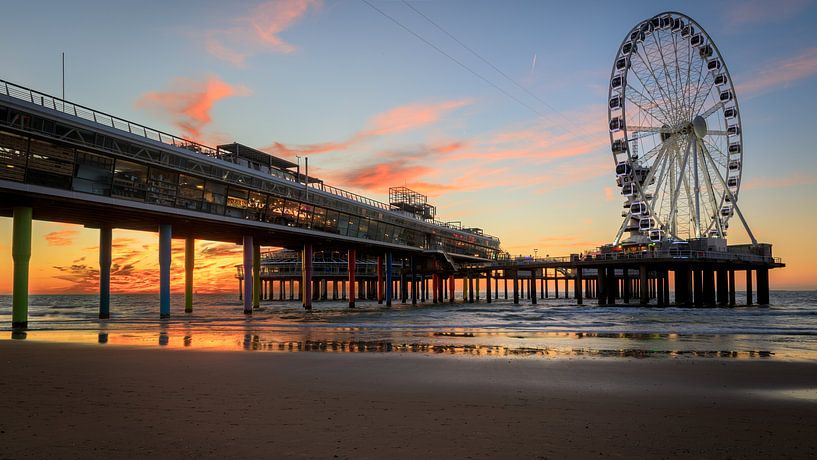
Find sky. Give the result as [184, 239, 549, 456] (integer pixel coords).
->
[1, 0, 816, 293]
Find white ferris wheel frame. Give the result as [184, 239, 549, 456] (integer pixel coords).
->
[606, 11, 756, 246]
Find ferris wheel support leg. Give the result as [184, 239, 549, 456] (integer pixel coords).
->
[700, 147, 758, 245]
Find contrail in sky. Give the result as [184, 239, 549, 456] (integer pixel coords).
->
[531, 53, 537, 74]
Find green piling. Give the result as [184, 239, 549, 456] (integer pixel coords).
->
[12, 207, 32, 329]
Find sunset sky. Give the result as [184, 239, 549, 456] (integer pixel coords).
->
[1, 0, 816, 293]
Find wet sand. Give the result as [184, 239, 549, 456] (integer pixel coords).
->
[1, 341, 816, 459]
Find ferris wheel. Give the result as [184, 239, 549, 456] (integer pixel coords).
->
[607, 12, 756, 245]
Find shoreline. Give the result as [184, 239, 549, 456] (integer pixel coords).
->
[1, 341, 816, 458]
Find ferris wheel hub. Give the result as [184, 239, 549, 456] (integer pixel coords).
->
[692, 115, 708, 139]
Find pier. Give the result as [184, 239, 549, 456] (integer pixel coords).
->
[0, 76, 784, 328]
[0, 79, 498, 327]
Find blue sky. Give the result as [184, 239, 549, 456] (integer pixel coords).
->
[1, 0, 816, 288]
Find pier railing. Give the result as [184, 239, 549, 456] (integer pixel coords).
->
[492, 250, 780, 266]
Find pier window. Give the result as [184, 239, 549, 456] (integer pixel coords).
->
[146, 167, 178, 206]
[357, 218, 369, 239]
[392, 226, 404, 244]
[203, 181, 226, 215]
[337, 213, 350, 236]
[225, 186, 249, 218]
[176, 174, 205, 210]
[72, 150, 113, 196]
[264, 196, 285, 224]
[324, 209, 340, 234]
[312, 206, 327, 231]
[26, 139, 74, 189]
[297, 203, 314, 228]
[281, 199, 299, 226]
[247, 191, 266, 221]
[111, 159, 148, 201]
[0, 131, 28, 182]
[345, 215, 359, 238]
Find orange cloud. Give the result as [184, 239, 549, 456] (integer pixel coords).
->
[47, 238, 246, 294]
[339, 161, 434, 191]
[204, 0, 322, 65]
[738, 48, 817, 97]
[265, 99, 471, 157]
[363, 99, 472, 137]
[45, 229, 79, 246]
[136, 76, 250, 141]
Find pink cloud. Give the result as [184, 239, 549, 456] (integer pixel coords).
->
[205, 0, 322, 65]
[363, 99, 472, 137]
[738, 48, 817, 97]
[135, 76, 250, 140]
[264, 99, 471, 157]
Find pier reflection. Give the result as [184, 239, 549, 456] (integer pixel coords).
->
[5, 328, 783, 360]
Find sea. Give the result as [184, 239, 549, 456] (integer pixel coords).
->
[1, 291, 816, 360]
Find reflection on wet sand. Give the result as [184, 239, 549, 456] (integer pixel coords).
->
[6, 328, 780, 360]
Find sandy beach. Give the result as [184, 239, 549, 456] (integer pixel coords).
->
[0, 341, 815, 458]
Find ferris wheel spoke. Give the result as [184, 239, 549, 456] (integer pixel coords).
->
[703, 138, 729, 168]
[653, 30, 683, 117]
[641, 135, 671, 163]
[668, 133, 694, 232]
[631, 49, 677, 122]
[625, 85, 670, 125]
[697, 140, 724, 237]
[648, 142, 673, 217]
[700, 102, 723, 119]
[626, 125, 672, 133]
[692, 72, 717, 116]
[672, 29, 687, 118]
[629, 52, 675, 123]
[705, 130, 728, 136]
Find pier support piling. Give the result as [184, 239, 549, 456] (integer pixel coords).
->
[716, 269, 728, 306]
[302, 243, 313, 310]
[746, 269, 753, 306]
[242, 235, 253, 314]
[728, 270, 736, 306]
[639, 265, 648, 306]
[348, 249, 356, 308]
[596, 268, 606, 306]
[757, 268, 769, 306]
[575, 269, 583, 305]
[530, 270, 537, 305]
[512, 270, 519, 305]
[385, 252, 393, 307]
[11, 207, 32, 329]
[703, 268, 715, 306]
[486, 271, 492, 304]
[252, 243, 261, 309]
[159, 224, 172, 318]
[99, 225, 112, 319]
[377, 255, 384, 304]
[693, 269, 703, 308]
